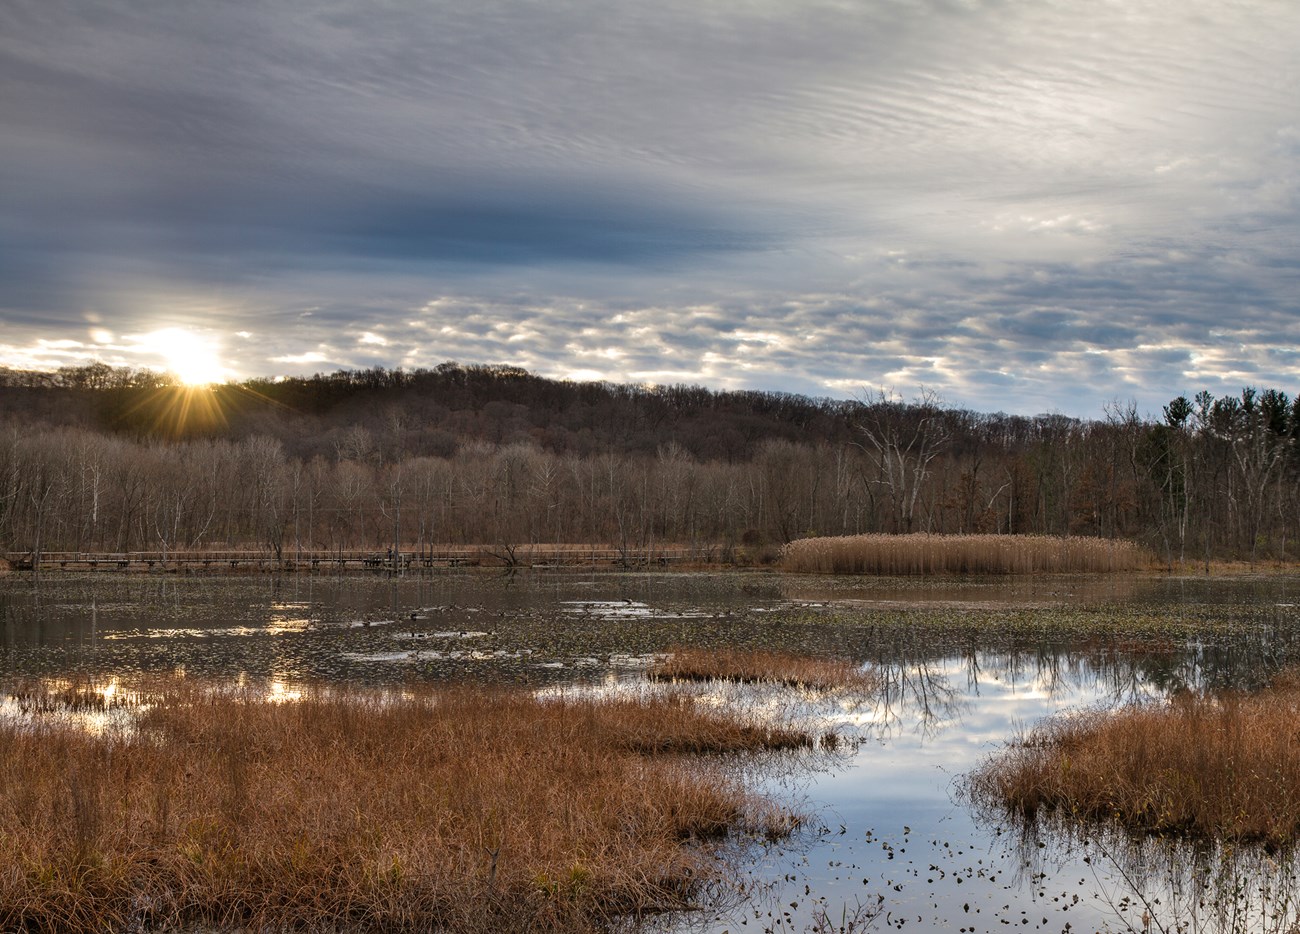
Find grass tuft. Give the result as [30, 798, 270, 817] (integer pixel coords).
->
[0, 678, 808, 933]
[650, 647, 877, 692]
[781, 532, 1149, 575]
[968, 671, 1300, 848]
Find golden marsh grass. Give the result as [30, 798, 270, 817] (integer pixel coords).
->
[0, 678, 810, 933]
[781, 533, 1149, 575]
[968, 671, 1300, 848]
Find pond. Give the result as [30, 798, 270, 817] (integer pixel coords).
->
[2, 569, 1299, 933]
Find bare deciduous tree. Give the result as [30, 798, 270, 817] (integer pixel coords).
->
[853, 389, 949, 533]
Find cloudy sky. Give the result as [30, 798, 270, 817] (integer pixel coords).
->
[2, 0, 1297, 416]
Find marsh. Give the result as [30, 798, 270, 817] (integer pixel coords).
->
[2, 569, 1298, 933]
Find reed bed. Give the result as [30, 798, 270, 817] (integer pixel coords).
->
[781, 533, 1149, 575]
[0, 678, 809, 933]
[968, 672, 1300, 848]
[650, 647, 877, 692]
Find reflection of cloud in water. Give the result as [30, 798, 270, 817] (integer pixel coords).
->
[561, 600, 710, 620]
[341, 649, 532, 663]
[980, 809, 1300, 934]
[539, 669, 887, 739]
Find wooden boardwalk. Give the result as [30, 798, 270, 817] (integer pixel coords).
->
[3, 545, 717, 574]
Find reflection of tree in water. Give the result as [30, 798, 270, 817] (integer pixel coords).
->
[853, 644, 1188, 742]
[854, 613, 1300, 715]
[866, 655, 965, 739]
[973, 810, 1300, 934]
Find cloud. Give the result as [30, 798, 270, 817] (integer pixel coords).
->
[0, 0, 1297, 417]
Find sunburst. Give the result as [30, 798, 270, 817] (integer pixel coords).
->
[139, 327, 228, 386]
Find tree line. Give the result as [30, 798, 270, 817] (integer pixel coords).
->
[0, 364, 1297, 564]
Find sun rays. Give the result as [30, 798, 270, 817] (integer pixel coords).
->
[134, 327, 228, 387]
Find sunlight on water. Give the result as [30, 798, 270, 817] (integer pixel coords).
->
[265, 679, 302, 703]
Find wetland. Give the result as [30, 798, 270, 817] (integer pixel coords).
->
[2, 569, 1300, 933]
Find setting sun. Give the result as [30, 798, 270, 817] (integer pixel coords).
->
[140, 327, 227, 386]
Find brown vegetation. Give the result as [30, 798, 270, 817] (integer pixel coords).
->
[0, 678, 809, 933]
[780, 533, 1150, 575]
[968, 671, 1300, 848]
[651, 647, 877, 692]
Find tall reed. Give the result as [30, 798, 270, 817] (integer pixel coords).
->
[781, 533, 1149, 575]
[968, 672, 1300, 847]
[0, 679, 808, 933]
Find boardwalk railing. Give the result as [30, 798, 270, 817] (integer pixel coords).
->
[3, 545, 722, 573]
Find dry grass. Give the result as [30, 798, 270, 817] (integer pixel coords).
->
[781, 533, 1149, 575]
[0, 678, 810, 933]
[651, 647, 877, 692]
[968, 671, 1300, 848]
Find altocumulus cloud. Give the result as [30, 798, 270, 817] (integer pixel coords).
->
[0, 0, 1297, 415]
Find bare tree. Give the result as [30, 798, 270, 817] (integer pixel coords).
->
[242, 436, 290, 561]
[377, 461, 408, 567]
[853, 389, 950, 533]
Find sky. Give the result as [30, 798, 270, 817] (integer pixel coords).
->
[1, 0, 1298, 417]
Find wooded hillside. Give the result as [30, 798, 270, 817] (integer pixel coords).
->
[2, 363, 1297, 564]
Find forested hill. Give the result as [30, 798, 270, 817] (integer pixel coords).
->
[1, 362, 1298, 562]
[0, 362, 864, 460]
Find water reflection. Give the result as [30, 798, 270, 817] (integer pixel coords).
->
[869, 657, 966, 739]
[264, 677, 303, 703]
[977, 814, 1300, 934]
[1, 673, 149, 736]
